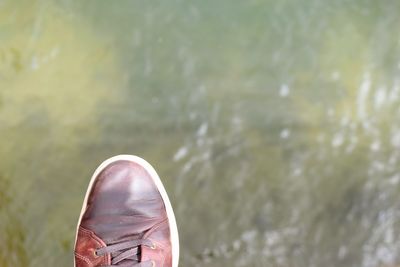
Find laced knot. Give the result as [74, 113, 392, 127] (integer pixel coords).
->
[96, 238, 155, 267]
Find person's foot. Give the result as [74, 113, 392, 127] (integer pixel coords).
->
[74, 155, 179, 267]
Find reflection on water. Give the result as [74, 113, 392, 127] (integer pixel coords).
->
[2, 0, 400, 266]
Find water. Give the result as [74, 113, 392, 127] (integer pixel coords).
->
[1, 0, 400, 266]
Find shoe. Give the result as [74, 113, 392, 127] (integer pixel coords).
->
[74, 155, 179, 267]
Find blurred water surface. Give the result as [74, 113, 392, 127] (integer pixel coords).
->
[2, 0, 400, 266]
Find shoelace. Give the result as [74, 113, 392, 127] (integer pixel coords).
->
[95, 238, 155, 267]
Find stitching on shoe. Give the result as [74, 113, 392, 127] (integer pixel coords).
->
[143, 218, 168, 238]
[79, 226, 109, 263]
[74, 251, 92, 266]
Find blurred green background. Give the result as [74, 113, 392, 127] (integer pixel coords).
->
[2, 0, 400, 266]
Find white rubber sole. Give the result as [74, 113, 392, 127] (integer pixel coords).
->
[74, 155, 180, 267]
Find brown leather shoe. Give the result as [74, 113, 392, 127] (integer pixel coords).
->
[74, 155, 179, 267]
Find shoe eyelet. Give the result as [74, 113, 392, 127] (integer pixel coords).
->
[93, 250, 98, 257]
[150, 243, 157, 250]
[151, 260, 156, 267]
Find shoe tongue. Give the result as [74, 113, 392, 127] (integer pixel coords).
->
[87, 215, 161, 244]
[113, 259, 137, 267]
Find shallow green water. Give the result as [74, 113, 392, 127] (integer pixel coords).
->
[2, 0, 400, 266]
